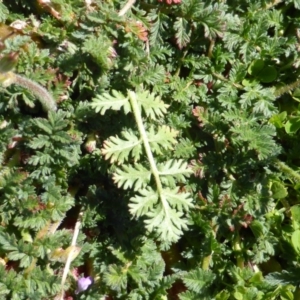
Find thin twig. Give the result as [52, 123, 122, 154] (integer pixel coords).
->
[145, 39, 150, 57]
[118, 0, 136, 16]
[59, 211, 83, 300]
[207, 39, 215, 58]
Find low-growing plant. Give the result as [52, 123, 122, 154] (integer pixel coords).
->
[1, 0, 300, 299]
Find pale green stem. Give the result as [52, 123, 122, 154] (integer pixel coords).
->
[207, 39, 215, 58]
[212, 72, 244, 89]
[233, 232, 244, 268]
[128, 91, 169, 213]
[202, 225, 218, 270]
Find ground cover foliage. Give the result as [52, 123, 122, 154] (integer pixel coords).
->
[2, 0, 300, 299]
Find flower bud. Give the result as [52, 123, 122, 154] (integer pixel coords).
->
[84, 133, 98, 153]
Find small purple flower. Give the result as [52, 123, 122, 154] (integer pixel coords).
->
[75, 276, 93, 294]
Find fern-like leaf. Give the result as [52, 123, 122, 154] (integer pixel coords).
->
[147, 125, 178, 154]
[113, 164, 152, 190]
[129, 187, 193, 242]
[174, 17, 190, 49]
[129, 187, 159, 218]
[133, 65, 166, 86]
[145, 201, 189, 242]
[101, 130, 142, 164]
[161, 187, 193, 211]
[182, 269, 216, 293]
[30, 118, 52, 134]
[158, 159, 193, 187]
[135, 90, 169, 119]
[91, 90, 131, 115]
[104, 264, 128, 292]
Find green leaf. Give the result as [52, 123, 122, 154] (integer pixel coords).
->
[0, 3, 8, 22]
[104, 264, 128, 292]
[47, 111, 68, 131]
[233, 287, 245, 300]
[291, 205, 300, 229]
[258, 65, 277, 83]
[174, 17, 190, 49]
[230, 122, 278, 160]
[157, 159, 193, 187]
[291, 88, 300, 101]
[129, 187, 193, 243]
[280, 289, 294, 300]
[250, 220, 264, 238]
[148, 11, 168, 45]
[82, 35, 114, 69]
[271, 181, 288, 199]
[182, 269, 215, 293]
[0, 233, 18, 251]
[174, 138, 198, 159]
[249, 272, 263, 284]
[269, 111, 287, 128]
[161, 187, 194, 211]
[31, 118, 52, 134]
[7, 251, 26, 261]
[145, 201, 189, 242]
[27, 152, 53, 166]
[285, 116, 300, 134]
[147, 125, 178, 154]
[291, 229, 300, 253]
[29, 135, 51, 149]
[179, 291, 200, 300]
[22, 93, 35, 108]
[129, 187, 159, 218]
[265, 269, 300, 285]
[294, 0, 300, 9]
[91, 90, 130, 115]
[101, 130, 142, 164]
[215, 290, 230, 300]
[248, 59, 265, 75]
[133, 65, 166, 86]
[135, 90, 169, 119]
[113, 164, 152, 190]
